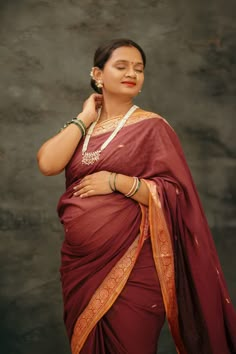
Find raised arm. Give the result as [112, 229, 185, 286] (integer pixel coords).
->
[37, 94, 103, 176]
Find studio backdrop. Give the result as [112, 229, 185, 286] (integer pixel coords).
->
[0, 1, 235, 353]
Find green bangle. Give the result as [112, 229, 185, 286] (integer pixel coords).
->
[71, 119, 86, 136]
[59, 118, 87, 136]
[109, 173, 115, 192]
[113, 173, 117, 191]
[76, 118, 86, 132]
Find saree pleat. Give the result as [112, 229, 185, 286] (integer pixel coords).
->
[81, 237, 166, 354]
[71, 205, 148, 353]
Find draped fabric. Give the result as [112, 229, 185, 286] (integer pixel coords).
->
[57, 112, 236, 353]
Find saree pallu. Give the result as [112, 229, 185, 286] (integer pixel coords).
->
[57, 112, 236, 353]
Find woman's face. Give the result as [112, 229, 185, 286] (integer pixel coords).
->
[99, 46, 144, 97]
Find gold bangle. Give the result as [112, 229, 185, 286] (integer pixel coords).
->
[130, 178, 141, 197]
[125, 177, 138, 197]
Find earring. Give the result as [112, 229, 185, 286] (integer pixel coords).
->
[96, 80, 103, 88]
[90, 68, 103, 88]
[90, 68, 94, 78]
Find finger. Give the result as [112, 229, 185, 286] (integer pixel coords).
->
[91, 93, 103, 101]
[81, 175, 92, 182]
[95, 96, 103, 104]
[96, 103, 102, 110]
[73, 184, 84, 191]
[94, 93, 103, 98]
[73, 186, 90, 196]
[73, 177, 91, 190]
[74, 182, 85, 190]
[80, 189, 95, 198]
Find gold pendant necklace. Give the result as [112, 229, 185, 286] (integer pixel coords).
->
[82, 105, 138, 165]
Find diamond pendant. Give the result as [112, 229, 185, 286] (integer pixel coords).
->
[82, 150, 101, 165]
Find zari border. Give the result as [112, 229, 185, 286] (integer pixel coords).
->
[143, 180, 187, 354]
[92, 110, 166, 136]
[71, 205, 149, 354]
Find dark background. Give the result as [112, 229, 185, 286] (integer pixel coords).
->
[0, 1, 235, 353]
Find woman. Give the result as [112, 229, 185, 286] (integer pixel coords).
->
[37, 39, 236, 354]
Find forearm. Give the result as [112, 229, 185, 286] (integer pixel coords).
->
[115, 173, 149, 206]
[37, 113, 89, 176]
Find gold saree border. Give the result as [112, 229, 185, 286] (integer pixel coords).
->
[71, 205, 149, 354]
[143, 180, 187, 354]
[92, 109, 165, 136]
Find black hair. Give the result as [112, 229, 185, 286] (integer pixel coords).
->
[90, 38, 146, 93]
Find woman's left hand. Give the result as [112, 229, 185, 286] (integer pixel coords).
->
[73, 171, 113, 198]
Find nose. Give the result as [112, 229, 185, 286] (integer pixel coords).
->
[125, 66, 137, 78]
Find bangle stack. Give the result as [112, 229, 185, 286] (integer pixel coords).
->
[125, 177, 141, 198]
[109, 172, 117, 192]
[60, 118, 87, 136]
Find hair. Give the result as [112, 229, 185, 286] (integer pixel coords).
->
[90, 38, 146, 93]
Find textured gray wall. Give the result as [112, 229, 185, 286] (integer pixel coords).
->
[0, 1, 235, 353]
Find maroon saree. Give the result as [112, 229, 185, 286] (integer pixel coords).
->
[57, 111, 236, 353]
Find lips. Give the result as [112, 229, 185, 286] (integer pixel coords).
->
[121, 81, 136, 86]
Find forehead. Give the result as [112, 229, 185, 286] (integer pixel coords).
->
[108, 46, 143, 64]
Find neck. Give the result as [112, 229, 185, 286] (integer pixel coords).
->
[99, 94, 134, 122]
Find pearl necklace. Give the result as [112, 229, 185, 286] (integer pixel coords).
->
[82, 105, 138, 165]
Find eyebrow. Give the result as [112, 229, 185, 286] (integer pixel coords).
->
[114, 60, 144, 66]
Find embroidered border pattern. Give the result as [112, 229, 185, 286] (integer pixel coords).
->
[92, 110, 164, 136]
[144, 180, 187, 354]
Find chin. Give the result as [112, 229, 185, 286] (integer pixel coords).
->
[106, 88, 138, 98]
[119, 93, 138, 99]
[119, 88, 139, 97]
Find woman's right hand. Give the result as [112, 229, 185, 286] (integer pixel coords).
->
[77, 93, 103, 127]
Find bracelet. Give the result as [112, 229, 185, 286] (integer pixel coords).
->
[60, 118, 87, 136]
[109, 173, 115, 192]
[132, 178, 141, 197]
[113, 173, 117, 191]
[125, 177, 141, 198]
[125, 177, 138, 197]
[74, 118, 86, 133]
[71, 119, 87, 136]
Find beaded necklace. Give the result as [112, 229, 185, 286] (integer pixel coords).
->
[82, 105, 138, 165]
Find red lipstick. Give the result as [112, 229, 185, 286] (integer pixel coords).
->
[121, 81, 136, 86]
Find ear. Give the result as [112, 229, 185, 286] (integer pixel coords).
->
[92, 67, 103, 81]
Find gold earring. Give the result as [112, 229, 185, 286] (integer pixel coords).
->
[96, 80, 103, 88]
[90, 67, 95, 79]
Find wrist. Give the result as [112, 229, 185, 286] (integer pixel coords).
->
[115, 174, 129, 194]
[59, 118, 86, 136]
[109, 172, 116, 192]
[116, 174, 141, 198]
[76, 112, 95, 128]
